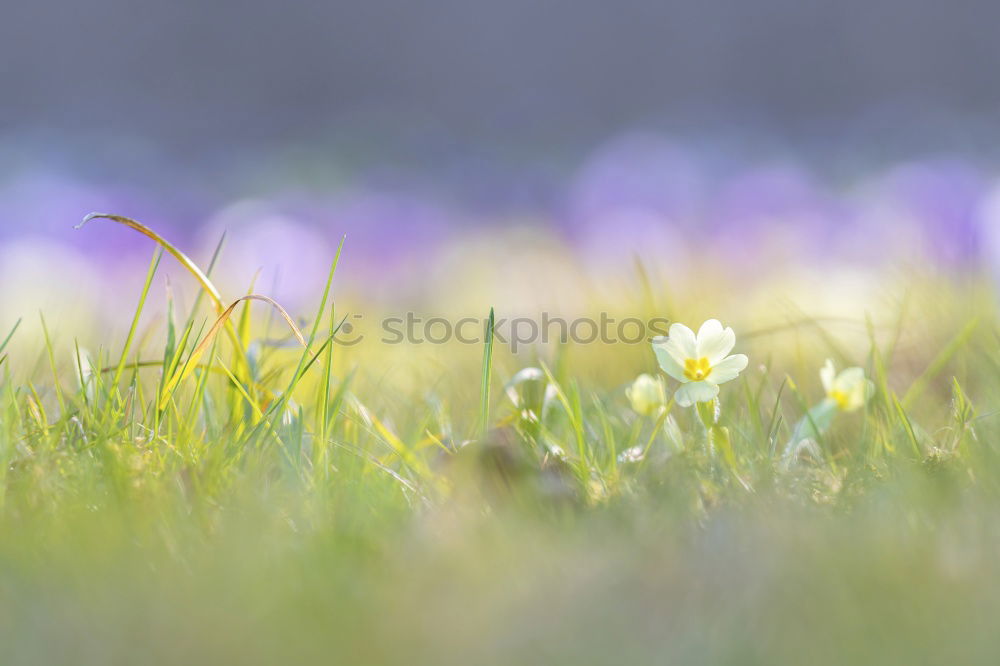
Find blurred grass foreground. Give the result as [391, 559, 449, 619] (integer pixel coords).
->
[3, 156, 1000, 664]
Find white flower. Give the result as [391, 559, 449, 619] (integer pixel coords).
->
[617, 445, 645, 463]
[626, 373, 667, 416]
[652, 319, 748, 407]
[819, 359, 873, 412]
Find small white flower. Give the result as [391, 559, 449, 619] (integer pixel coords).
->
[617, 445, 645, 463]
[819, 359, 873, 412]
[626, 373, 667, 416]
[652, 319, 748, 407]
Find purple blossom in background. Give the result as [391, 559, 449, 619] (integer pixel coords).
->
[872, 160, 986, 267]
[310, 191, 453, 302]
[0, 172, 192, 256]
[563, 134, 705, 273]
[568, 134, 706, 224]
[975, 180, 1000, 288]
[194, 190, 454, 307]
[2, 134, 999, 319]
[705, 165, 849, 272]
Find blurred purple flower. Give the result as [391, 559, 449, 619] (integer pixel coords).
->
[706, 165, 847, 268]
[568, 133, 705, 224]
[0, 172, 190, 258]
[872, 161, 986, 267]
[197, 190, 454, 307]
[562, 134, 705, 272]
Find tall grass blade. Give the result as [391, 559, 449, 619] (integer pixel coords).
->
[479, 307, 495, 437]
[159, 294, 305, 411]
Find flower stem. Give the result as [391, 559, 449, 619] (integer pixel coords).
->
[696, 398, 749, 490]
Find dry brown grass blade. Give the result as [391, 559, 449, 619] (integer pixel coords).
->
[159, 294, 305, 411]
[78, 212, 256, 379]
[78, 213, 225, 311]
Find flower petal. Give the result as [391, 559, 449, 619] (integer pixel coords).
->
[819, 359, 836, 394]
[674, 380, 719, 407]
[708, 353, 748, 384]
[667, 322, 697, 359]
[697, 322, 736, 364]
[652, 337, 687, 382]
[627, 373, 666, 415]
[697, 319, 723, 343]
[842, 377, 874, 411]
[833, 367, 866, 394]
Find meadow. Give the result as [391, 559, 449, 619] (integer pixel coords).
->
[2, 157, 1000, 664]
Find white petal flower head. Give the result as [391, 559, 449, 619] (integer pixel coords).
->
[626, 373, 667, 416]
[819, 359, 873, 412]
[651, 319, 748, 407]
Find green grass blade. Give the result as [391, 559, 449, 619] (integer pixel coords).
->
[479, 307, 495, 438]
[112, 248, 162, 391]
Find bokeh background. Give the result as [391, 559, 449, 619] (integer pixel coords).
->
[3, 0, 1000, 342]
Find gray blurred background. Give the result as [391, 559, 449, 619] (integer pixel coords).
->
[3, 0, 999, 163]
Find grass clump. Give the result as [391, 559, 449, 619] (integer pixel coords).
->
[1, 217, 999, 664]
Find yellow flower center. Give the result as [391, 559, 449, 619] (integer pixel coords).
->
[830, 389, 851, 410]
[683, 357, 712, 381]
